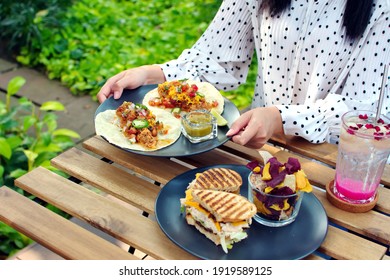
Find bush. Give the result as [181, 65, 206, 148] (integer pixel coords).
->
[3, 0, 255, 110]
[0, 0, 71, 53]
[0, 76, 79, 257]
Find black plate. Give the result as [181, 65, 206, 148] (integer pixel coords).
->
[94, 84, 240, 157]
[155, 164, 328, 260]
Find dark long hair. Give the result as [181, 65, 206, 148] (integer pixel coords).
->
[260, 0, 374, 40]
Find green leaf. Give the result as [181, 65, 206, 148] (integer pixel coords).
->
[0, 138, 12, 159]
[0, 165, 4, 178]
[41, 132, 52, 146]
[9, 169, 27, 179]
[52, 128, 80, 138]
[6, 136, 23, 149]
[7, 76, 26, 96]
[40, 101, 65, 111]
[42, 113, 58, 132]
[23, 150, 38, 163]
[23, 115, 37, 132]
[18, 97, 33, 108]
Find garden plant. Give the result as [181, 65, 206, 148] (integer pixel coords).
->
[1, 0, 256, 110]
[0, 76, 79, 258]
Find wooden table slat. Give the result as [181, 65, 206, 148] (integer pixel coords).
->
[82, 136, 189, 184]
[51, 147, 159, 214]
[14, 167, 197, 260]
[312, 188, 390, 246]
[320, 225, 387, 260]
[0, 186, 136, 260]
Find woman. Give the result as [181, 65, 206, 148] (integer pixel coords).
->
[97, 0, 390, 149]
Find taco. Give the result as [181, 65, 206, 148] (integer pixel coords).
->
[95, 101, 181, 151]
[142, 79, 224, 118]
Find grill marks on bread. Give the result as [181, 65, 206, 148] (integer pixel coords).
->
[192, 189, 256, 222]
[194, 168, 242, 193]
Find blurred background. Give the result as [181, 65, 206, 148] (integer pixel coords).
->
[0, 0, 256, 109]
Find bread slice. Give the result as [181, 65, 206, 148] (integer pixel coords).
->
[190, 168, 242, 194]
[191, 189, 256, 222]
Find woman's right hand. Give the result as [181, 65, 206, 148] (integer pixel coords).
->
[97, 65, 166, 103]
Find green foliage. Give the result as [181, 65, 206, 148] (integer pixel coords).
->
[0, 0, 71, 53]
[0, 222, 33, 258]
[11, 0, 255, 110]
[0, 76, 79, 257]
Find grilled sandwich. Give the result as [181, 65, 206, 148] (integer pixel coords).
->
[180, 189, 256, 253]
[188, 168, 243, 194]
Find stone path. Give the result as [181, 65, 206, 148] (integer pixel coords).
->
[0, 58, 99, 144]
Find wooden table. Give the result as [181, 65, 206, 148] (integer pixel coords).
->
[1, 135, 389, 260]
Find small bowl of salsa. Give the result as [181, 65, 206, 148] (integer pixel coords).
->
[181, 110, 217, 143]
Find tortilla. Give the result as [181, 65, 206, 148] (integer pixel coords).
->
[142, 80, 225, 115]
[95, 107, 181, 151]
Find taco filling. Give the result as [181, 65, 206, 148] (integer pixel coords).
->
[145, 80, 222, 117]
[115, 102, 167, 149]
[95, 101, 181, 151]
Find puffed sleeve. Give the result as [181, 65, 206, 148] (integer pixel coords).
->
[276, 9, 390, 144]
[159, 0, 256, 91]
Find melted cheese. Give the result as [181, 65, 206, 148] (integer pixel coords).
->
[185, 189, 221, 232]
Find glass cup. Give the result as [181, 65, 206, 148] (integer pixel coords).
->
[248, 172, 304, 227]
[333, 110, 390, 204]
[181, 110, 217, 143]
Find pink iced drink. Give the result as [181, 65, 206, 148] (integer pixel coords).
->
[335, 177, 377, 201]
[334, 111, 390, 204]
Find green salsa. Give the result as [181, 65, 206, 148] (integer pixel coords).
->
[182, 112, 213, 137]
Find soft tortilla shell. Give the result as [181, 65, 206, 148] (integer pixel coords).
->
[142, 80, 224, 114]
[95, 108, 181, 151]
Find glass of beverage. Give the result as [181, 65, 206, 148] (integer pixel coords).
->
[333, 110, 390, 204]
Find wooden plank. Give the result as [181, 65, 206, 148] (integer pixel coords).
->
[319, 226, 387, 260]
[14, 168, 197, 260]
[82, 136, 189, 184]
[51, 147, 159, 214]
[270, 135, 338, 166]
[0, 186, 136, 260]
[313, 188, 390, 246]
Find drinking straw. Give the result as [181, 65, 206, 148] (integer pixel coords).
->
[376, 64, 389, 123]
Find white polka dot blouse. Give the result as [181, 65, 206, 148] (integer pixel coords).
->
[160, 0, 390, 144]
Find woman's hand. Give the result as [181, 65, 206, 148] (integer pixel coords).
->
[97, 65, 166, 103]
[226, 106, 284, 149]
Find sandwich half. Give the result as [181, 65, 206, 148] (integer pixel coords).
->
[180, 189, 256, 253]
[188, 168, 243, 194]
